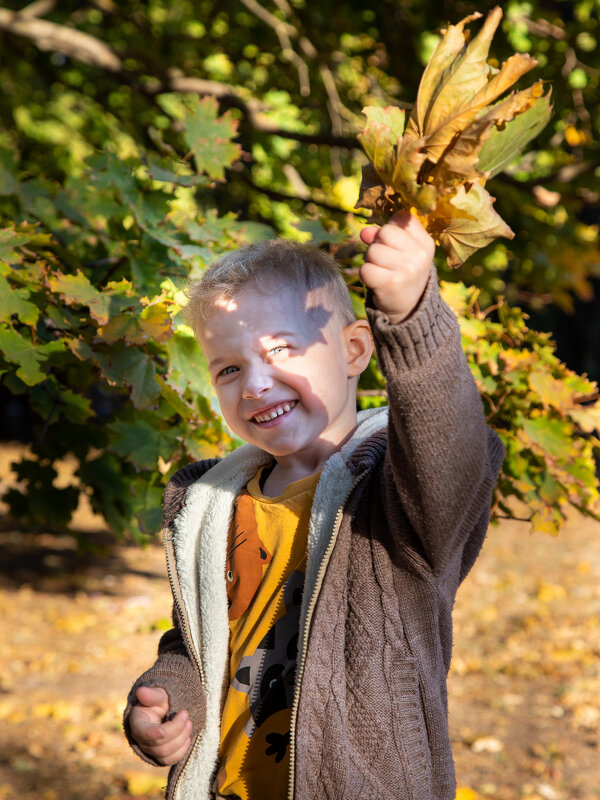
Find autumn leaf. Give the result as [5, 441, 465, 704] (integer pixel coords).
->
[356, 6, 552, 266]
[97, 301, 173, 346]
[434, 182, 514, 268]
[48, 270, 113, 326]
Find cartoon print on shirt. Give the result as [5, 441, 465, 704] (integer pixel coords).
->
[226, 491, 272, 620]
[232, 568, 304, 754]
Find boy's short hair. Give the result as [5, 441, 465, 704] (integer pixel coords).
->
[183, 239, 356, 339]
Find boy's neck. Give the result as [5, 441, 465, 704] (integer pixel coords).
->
[261, 462, 318, 498]
[260, 425, 357, 497]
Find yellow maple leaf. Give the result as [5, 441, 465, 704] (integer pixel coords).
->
[356, 6, 552, 267]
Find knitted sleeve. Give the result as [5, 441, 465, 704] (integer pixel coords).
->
[366, 266, 505, 578]
[122, 459, 219, 765]
[122, 603, 207, 765]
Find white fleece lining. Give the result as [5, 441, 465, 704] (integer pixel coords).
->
[170, 408, 388, 800]
[172, 443, 270, 800]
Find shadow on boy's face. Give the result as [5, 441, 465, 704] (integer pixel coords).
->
[199, 283, 361, 469]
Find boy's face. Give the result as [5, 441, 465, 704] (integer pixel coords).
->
[199, 284, 372, 470]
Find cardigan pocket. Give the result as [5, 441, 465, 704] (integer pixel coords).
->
[391, 658, 433, 800]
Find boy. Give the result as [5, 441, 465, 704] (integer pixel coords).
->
[123, 212, 504, 800]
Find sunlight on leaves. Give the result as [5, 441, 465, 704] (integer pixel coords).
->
[356, 6, 552, 266]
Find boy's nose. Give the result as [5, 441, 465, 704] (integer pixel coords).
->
[241, 365, 273, 399]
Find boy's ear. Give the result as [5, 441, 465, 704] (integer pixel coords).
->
[343, 319, 374, 378]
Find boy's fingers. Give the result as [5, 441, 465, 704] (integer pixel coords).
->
[134, 708, 190, 747]
[139, 715, 193, 766]
[152, 731, 193, 766]
[359, 225, 380, 246]
[135, 685, 169, 715]
[361, 212, 433, 253]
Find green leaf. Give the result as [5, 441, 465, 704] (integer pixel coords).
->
[86, 152, 138, 205]
[98, 346, 162, 409]
[57, 387, 93, 425]
[0, 228, 34, 261]
[147, 154, 210, 187]
[77, 452, 137, 535]
[3, 484, 80, 528]
[130, 477, 165, 535]
[358, 106, 407, 185]
[0, 326, 65, 385]
[3, 458, 79, 527]
[182, 96, 241, 180]
[157, 374, 198, 419]
[0, 274, 40, 325]
[109, 418, 178, 471]
[165, 331, 215, 400]
[477, 91, 553, 177]
[0, 148, 20, 196]
[521, 416, 574, 460]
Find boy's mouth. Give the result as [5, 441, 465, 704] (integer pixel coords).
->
[252, 401, 297, 424]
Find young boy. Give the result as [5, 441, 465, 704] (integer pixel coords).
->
[123, 212, 504, 800]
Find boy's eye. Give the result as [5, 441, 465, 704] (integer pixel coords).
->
[270, 345, 288, 356]
[219, 365, 239, 377]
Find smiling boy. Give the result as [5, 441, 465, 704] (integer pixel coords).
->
[124, 213, 504, 800]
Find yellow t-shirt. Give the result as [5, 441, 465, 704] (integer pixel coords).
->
[216, 467, 320, 800]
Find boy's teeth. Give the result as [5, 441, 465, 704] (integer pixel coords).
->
[254, 401, 295, 423]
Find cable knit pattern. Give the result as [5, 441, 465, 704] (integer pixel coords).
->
[123, 272, 505, 800]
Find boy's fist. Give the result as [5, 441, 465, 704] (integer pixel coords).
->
[129, 686, 192, 766]
[360, 211, 435, 324]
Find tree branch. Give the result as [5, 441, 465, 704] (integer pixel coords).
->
[0, 5, 360, 149]
[0, 6, 122, 71]
[238, 169, 368, 217]
[238, 0, 310, 95]
[19, 0, 56, 17]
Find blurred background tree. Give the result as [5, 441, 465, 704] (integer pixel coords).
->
[0, 0, 598, 538]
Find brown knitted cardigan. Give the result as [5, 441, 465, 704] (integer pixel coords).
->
[124, 270, 505, 800]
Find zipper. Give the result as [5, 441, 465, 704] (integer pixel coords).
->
[163, 530, 207, 800]
[164, 530, 206, 684]
[287, 471, 367, 800]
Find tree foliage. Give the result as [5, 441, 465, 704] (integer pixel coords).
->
[0, 0, 599, 538]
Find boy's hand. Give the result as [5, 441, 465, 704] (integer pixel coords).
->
[129, 686, 192, 766]
[360, 211, 435, 324]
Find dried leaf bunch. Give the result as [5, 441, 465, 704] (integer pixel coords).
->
[356, 6, 552, 266]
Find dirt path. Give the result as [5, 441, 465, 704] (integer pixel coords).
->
[0, 446, 598, 800]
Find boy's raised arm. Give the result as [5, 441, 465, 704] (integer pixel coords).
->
[360, 212, 504, 577]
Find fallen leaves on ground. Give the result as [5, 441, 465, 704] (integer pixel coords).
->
[0, 447, 598, 800]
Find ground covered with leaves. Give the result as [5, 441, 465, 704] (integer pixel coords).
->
[0, 445, 598, 800]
